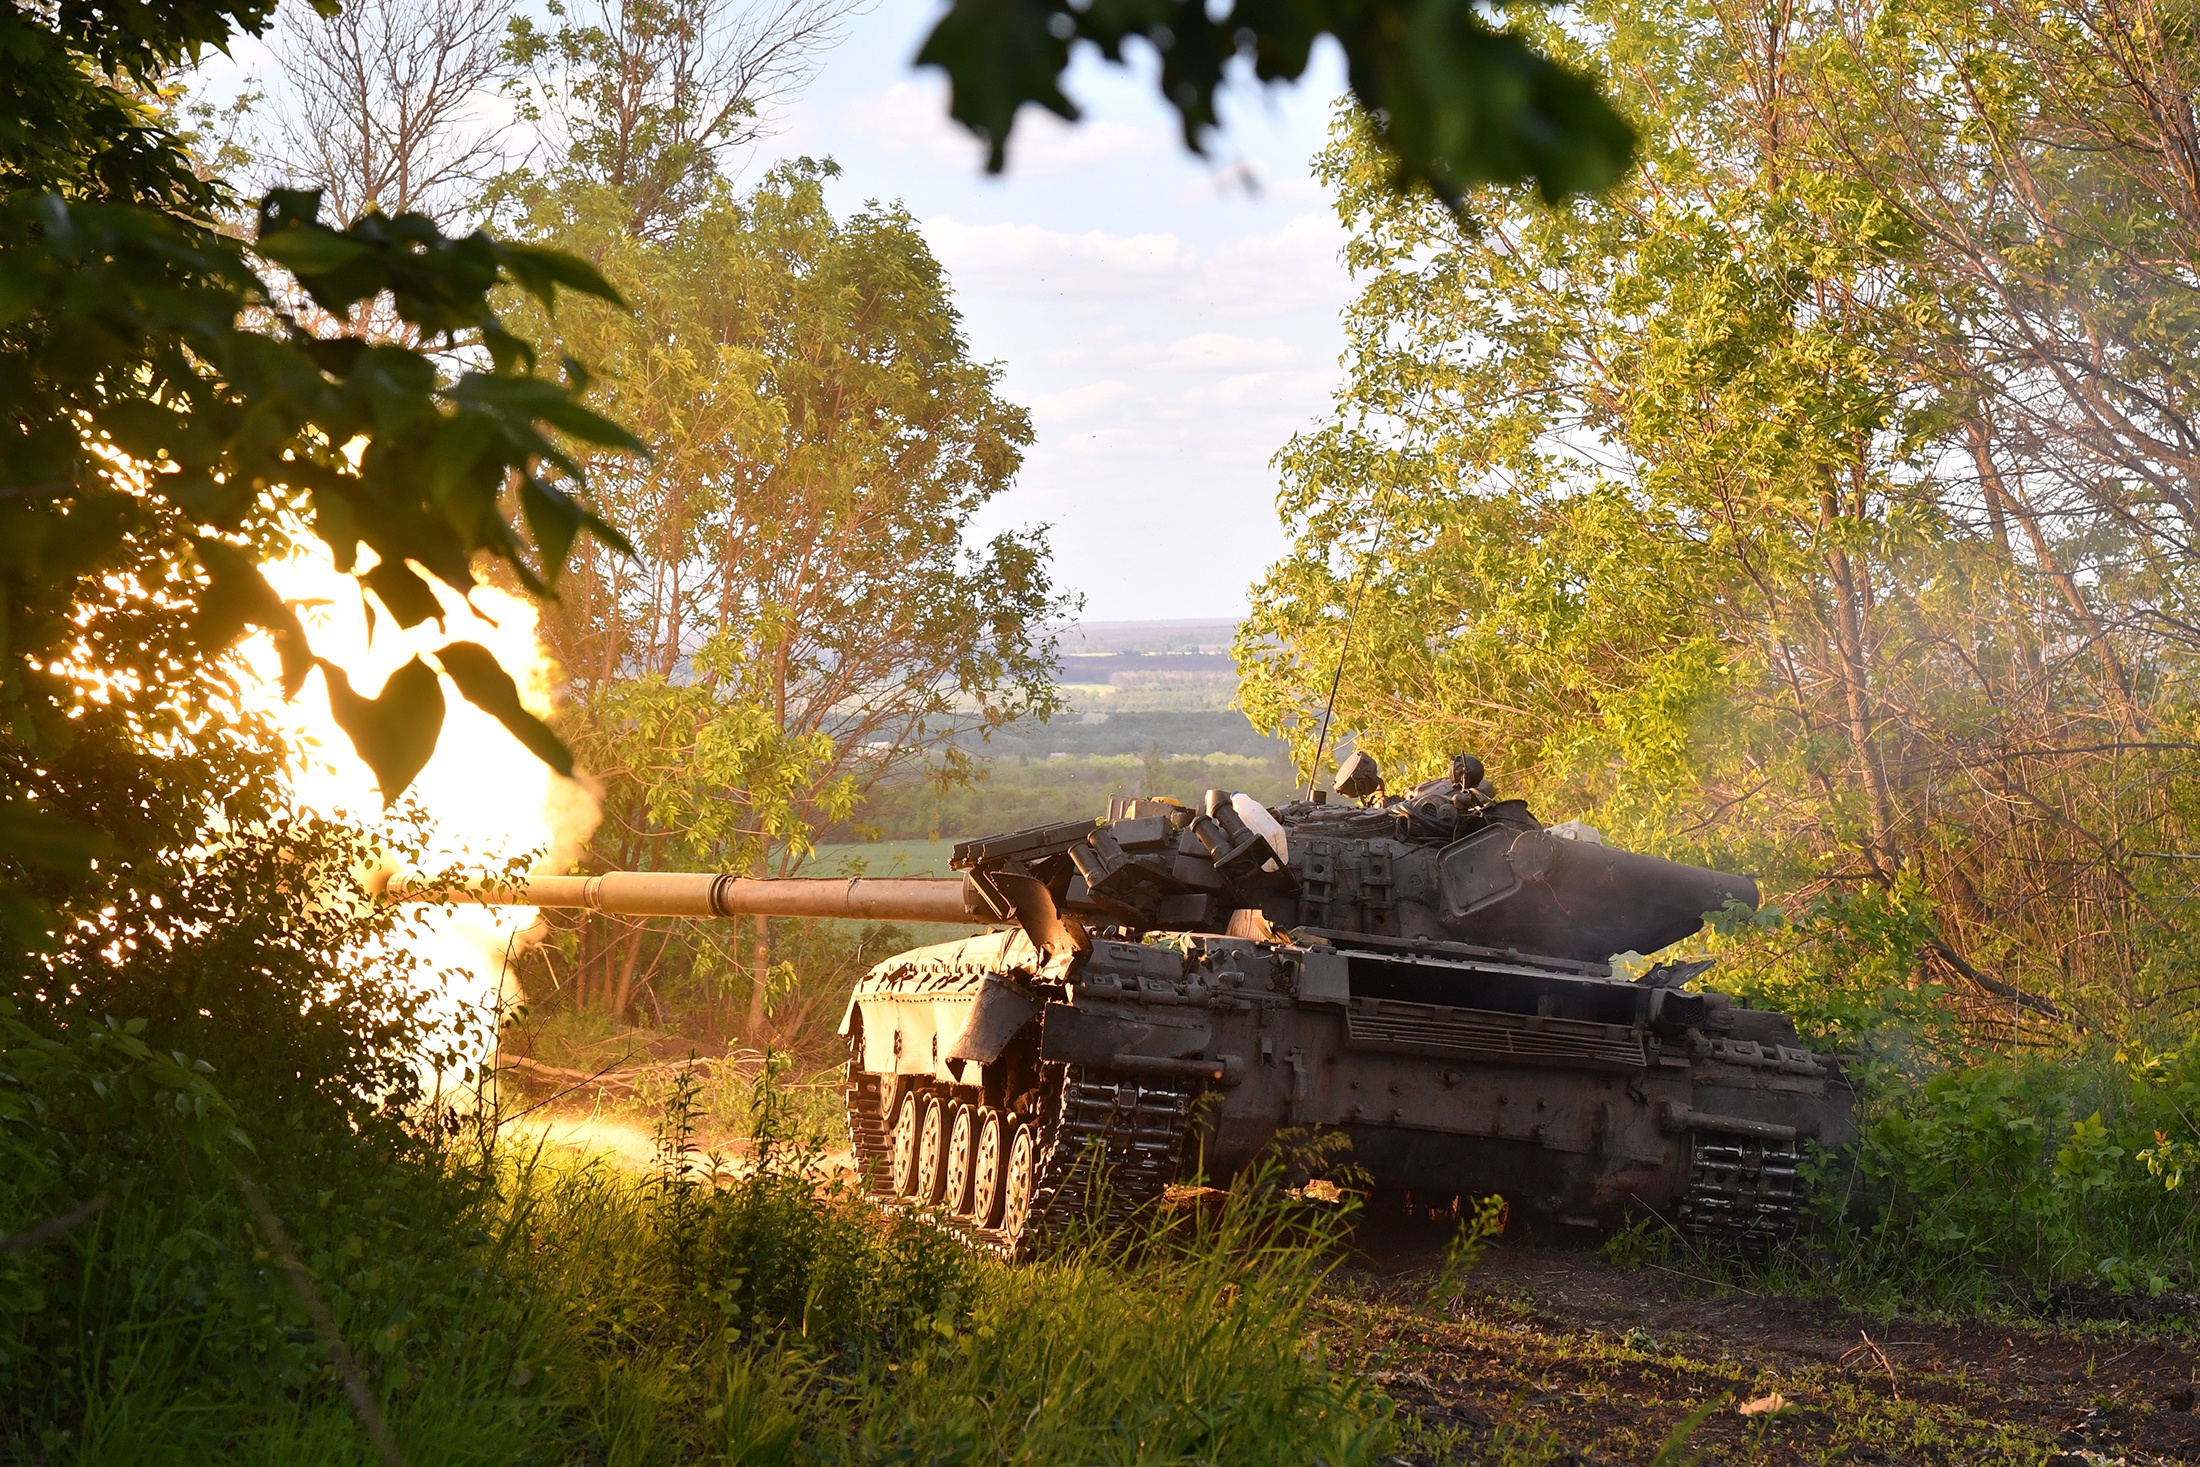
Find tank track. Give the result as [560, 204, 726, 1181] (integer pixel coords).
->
[1023, 1067, 1193, 1244]
[842, 1051, 1194, 1258]
[1672, 1133, 1804, 1250]
[845, 1056, 893, 1192]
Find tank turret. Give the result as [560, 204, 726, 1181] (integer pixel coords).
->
[398, 756, 1849, 1257]
[945, 755, 1760, 964]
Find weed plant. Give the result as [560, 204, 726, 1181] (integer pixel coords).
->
[1825, 1042, 2200, 1303]
[2, 1019, 1397, 1464]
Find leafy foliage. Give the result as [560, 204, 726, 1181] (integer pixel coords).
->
[1800, 1045, 2200, 1302]
[0, 0, 646, 949]
[915, 0, 1636, 207]
[509, 163, 1066, 1038]
[1242, 3, 2200, 1038]
[500, 0, 861, 240]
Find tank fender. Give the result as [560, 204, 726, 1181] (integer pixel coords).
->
[1038, 1001, 1211, 1066]
[845, 978, 1039, 1080]
[835, 928, 1044, 1040]
[943, 980, 1041, 1066]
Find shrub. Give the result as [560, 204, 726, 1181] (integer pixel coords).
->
[1845, 1046, 2200, 1298]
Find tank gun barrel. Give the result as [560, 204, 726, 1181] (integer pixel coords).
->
[388, 872, 985, 924]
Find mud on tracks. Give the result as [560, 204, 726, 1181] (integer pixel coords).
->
[1323, 1224, 2200, 1465]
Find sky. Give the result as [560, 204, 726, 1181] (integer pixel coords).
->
[757, 7, 1360, 621]
[203, 2, 1360, 621]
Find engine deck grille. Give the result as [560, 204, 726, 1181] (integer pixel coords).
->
[1345, 996, 1647, 1069]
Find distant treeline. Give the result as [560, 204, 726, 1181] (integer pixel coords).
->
[961, 709, 1288, 761]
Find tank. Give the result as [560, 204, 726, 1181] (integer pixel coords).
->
[404, 753, 1853, 1254]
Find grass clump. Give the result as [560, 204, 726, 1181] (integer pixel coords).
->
[2, 1032, 1396, 1465]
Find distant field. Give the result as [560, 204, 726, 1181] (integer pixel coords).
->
[804, 839, 959, 878]
[966, 709, 1287, 760]
[822, 622, 1297, 844]
[823, 750, 1298, 843]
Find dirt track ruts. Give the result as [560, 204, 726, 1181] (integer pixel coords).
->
[1330, 1222, 2200, 1465]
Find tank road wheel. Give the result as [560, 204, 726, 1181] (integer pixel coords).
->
[915, 1094, 949, 1204]
[1000, 1122, 1039, 1244]
[968, 1109, 1007, 1228]
[888, 1090, 922, 1197]
[943, 1102, 978, 1216]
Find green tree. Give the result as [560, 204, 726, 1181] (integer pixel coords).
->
[501, 0, 863, 240]
[1242, 0, 2200, 1041]
[520, 165, 1065, 1036]
[0, 0, 643, 951]
[2, 0, 1649, 958]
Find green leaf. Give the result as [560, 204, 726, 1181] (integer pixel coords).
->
[317, 656, 447, 804]
[0, 806, 115, 874]
[914, 0, 1634, 205]
[520, 477, 585, 582]
[432, 641, 574, 778]
[496, 241, 631, 312]
[254, 220, 373, 278]
[1371, 0, 1636, 204]
[451, 375, 647, 452]
[0, 258, 44, 325]
[98, 397, 223, 469]
[915, 0, 1077, 170]
[160, 468, 255, 529]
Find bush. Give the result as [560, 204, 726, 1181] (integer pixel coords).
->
[1824, 1045, 2200, 1303]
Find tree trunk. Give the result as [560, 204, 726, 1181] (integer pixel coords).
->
[610, 925, 646, 1024]
[1821, 480, 1900, 881]
[744, 914, 772, 1041]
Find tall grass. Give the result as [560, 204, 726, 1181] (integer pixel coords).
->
[2, 1026, 1395, 1464]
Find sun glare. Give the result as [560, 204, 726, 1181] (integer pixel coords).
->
[237, 550, 598, 1089]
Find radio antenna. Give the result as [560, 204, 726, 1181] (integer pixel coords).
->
[1302, 490, 1397, 798]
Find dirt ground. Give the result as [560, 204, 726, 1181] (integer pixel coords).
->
[1331, 1216, 2200, 1466]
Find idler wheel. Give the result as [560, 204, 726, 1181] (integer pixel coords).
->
[915, 1094, 949, 1203]
[1001, 1121, 1038, 1242]
[888, 1089, 922, 1196]
[969, 1109, 1007, 1227]
[943, 1102, 977, 1216]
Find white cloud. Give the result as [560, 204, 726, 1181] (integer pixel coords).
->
[835, 81, 983, 172]
[922, 209, 1347, 322]
[1031, 379, 1131, 426]
[924, 217, 1195, 288]
[1150, 332, 1301, 371]
[836, 79, 1169, 180]
[921, 206, 1351, 612]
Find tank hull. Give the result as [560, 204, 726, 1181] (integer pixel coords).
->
[842, 927, 1851, 1248]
